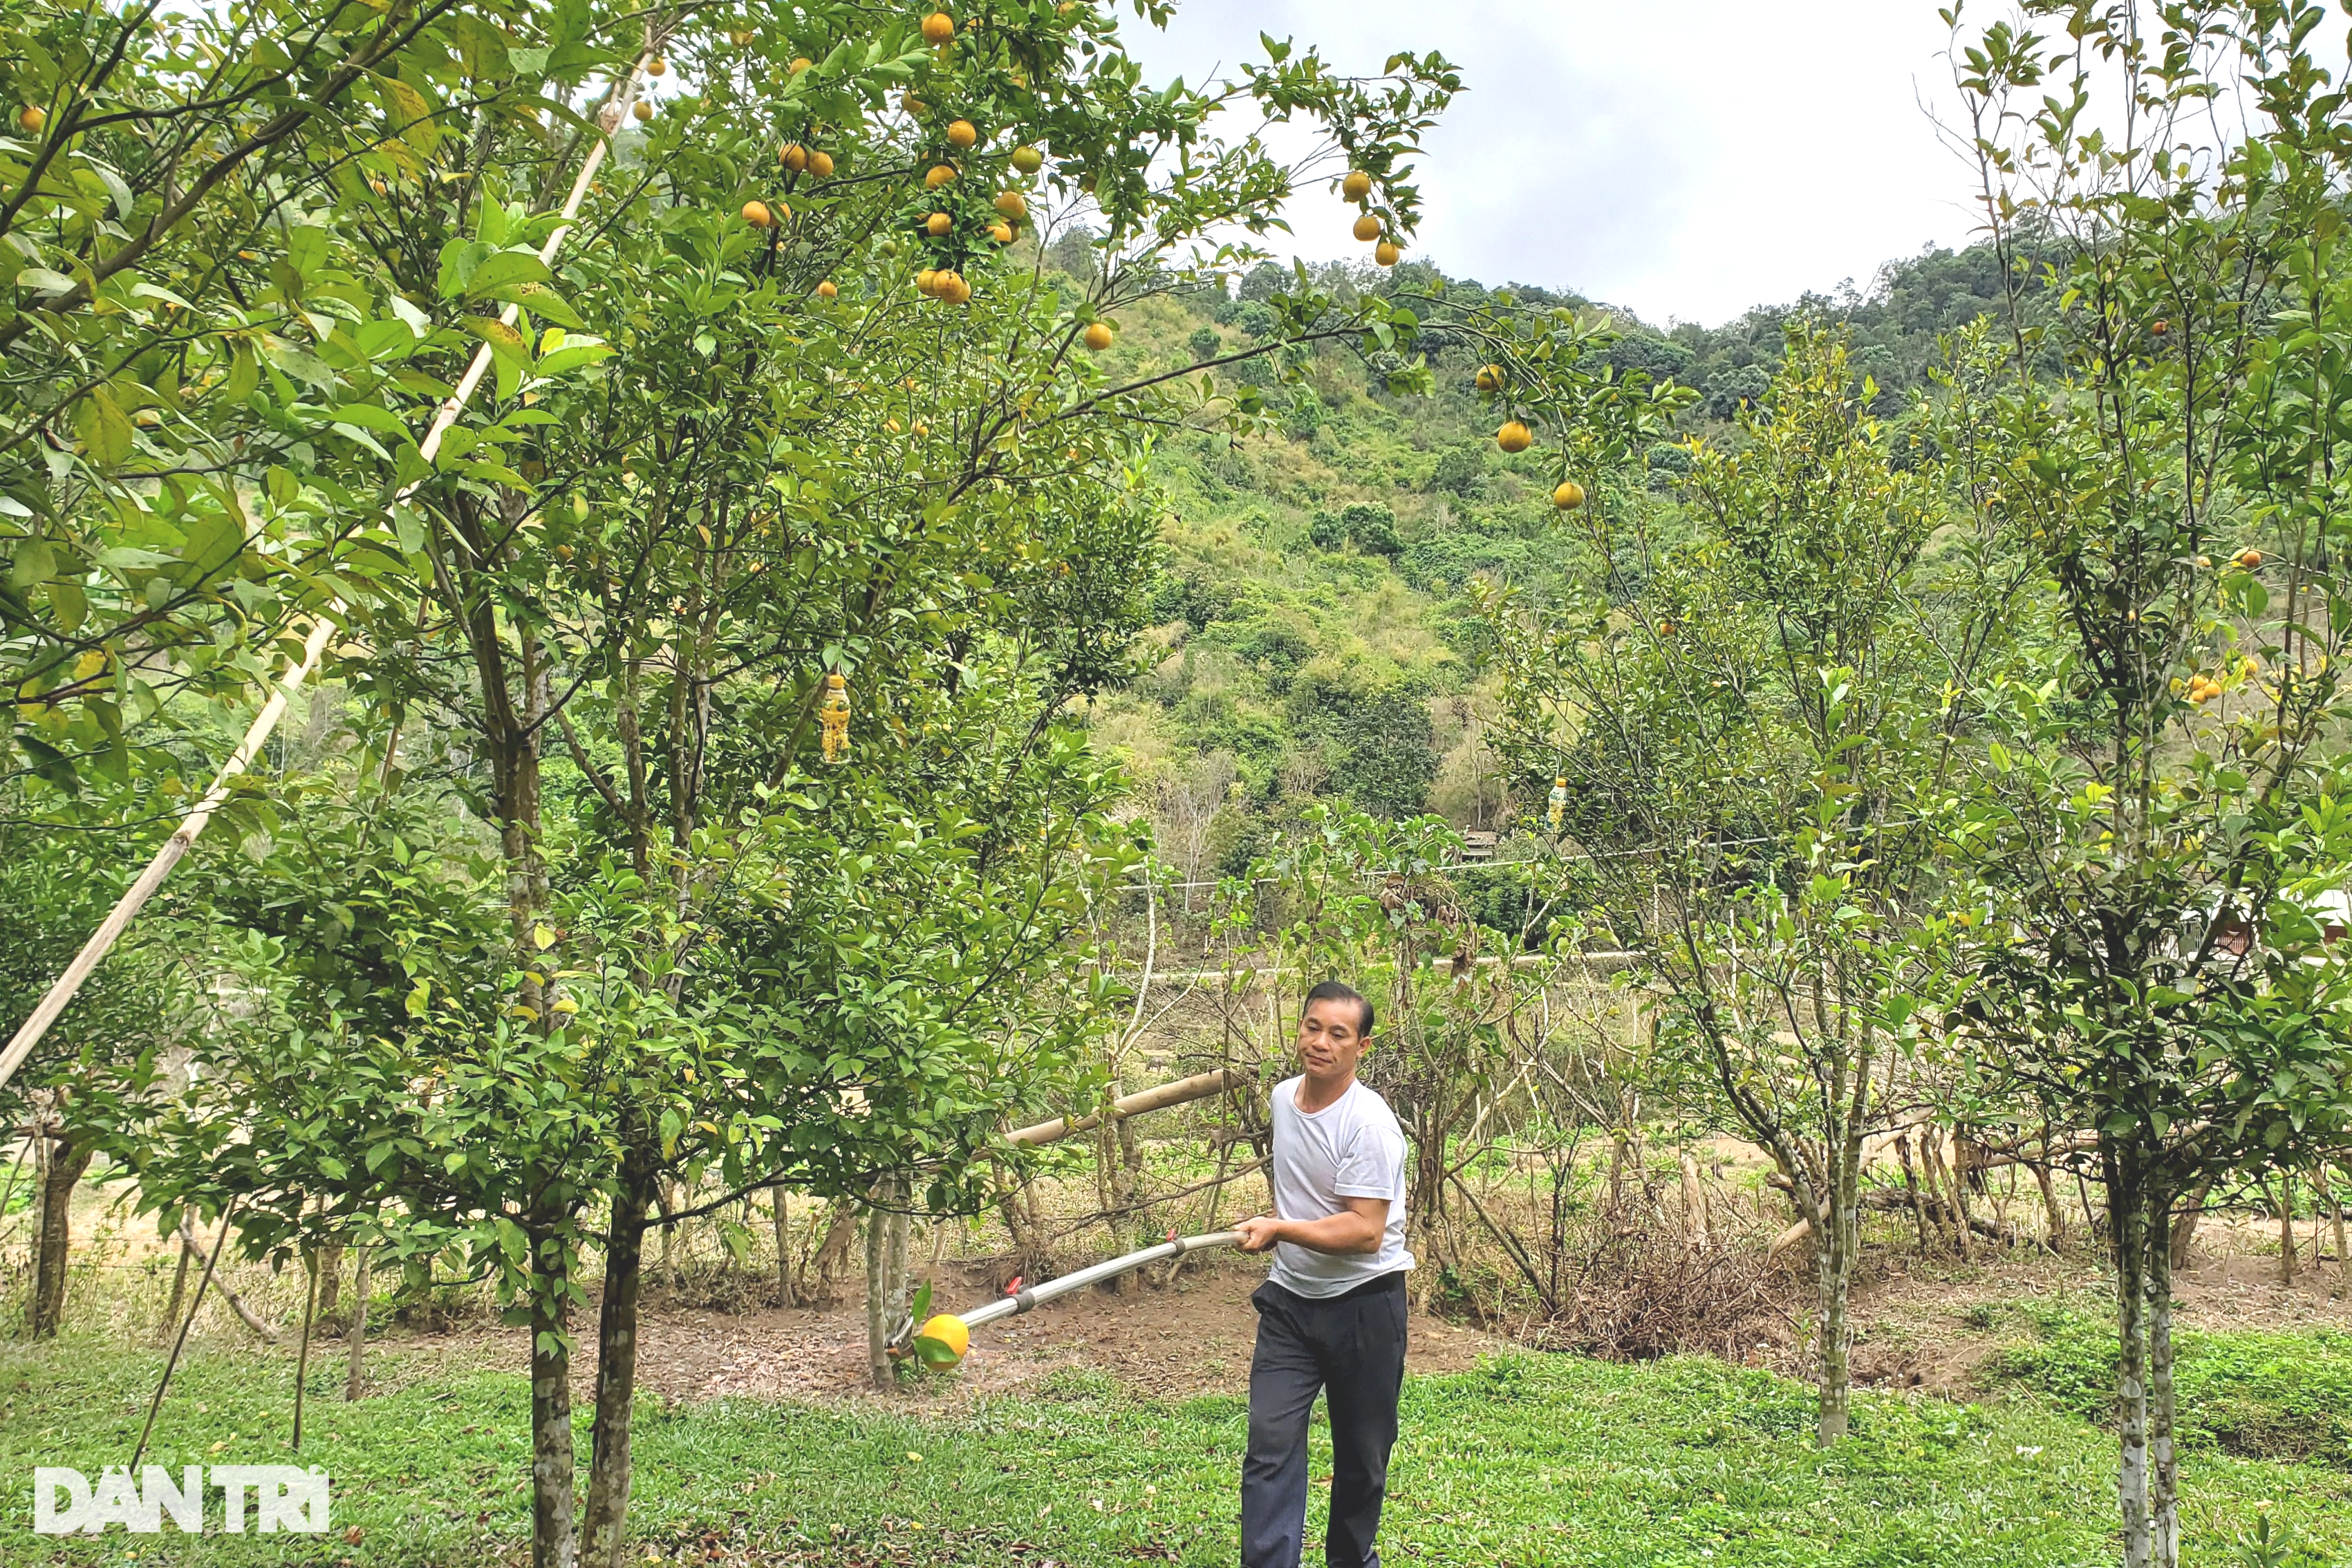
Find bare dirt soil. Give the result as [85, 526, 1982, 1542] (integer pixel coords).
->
[586, 1255, 1502, 1407]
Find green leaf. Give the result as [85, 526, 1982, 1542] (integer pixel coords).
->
[465, 249, 552, 299]
[77, 387, 135, 467]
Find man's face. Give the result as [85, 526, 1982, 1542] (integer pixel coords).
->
[1296, 996, 1368, 1081]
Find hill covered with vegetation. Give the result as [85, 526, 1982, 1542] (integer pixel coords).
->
[1079, 235, 2031, 880]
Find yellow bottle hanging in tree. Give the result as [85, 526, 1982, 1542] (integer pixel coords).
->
[1547, 775, 1568, 830]
[819, 673, 851, 763]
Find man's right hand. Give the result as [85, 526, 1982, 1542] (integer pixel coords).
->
[1233, 1215, 1285, 1253]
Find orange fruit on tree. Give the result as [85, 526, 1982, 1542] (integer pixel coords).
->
[989, 221, 1014, 245]
[916, 1314, 970, 1361]
[1011, 144, 1043, 174]
[946, 272, 972, 304]
[926, 211, 953, 236]
[1374, 241, 1400, 267]
[817, 279, 839, 299]
[995, 191, 1027, 221]
[790, 56, 812, 73]
[922, 11, 956, 44]
[648, 56, 667, 76]
[926, 163, 957, 189]
[1474, 364, 1502, 393]
[1083, 321, 1113, 351]
[2236, 547, 2263, 568]
[810, 149, 834, 176]
[742, 200, 774, 228]
[1497, 420, 1533, 454]
[917, 268, 940, 295]
[368, 176, 389, 196]
[1342, 169, 1371, 202]
[1553, 480, 1587, 510]
[781, 143, 809, 171]
[17, 104, 45, 134]
[946, 119, 978, 149]
[902, 93, 928, 115]
[1352, 213, 1381, 243]
[632, 99, 653, 122]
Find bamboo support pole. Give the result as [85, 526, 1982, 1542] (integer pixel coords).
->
[1005, 1067, 1243, 1148]
[0, 53, 655, 1097]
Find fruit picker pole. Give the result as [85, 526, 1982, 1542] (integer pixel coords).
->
[958, 1231, 1244, 1330]
[899, 1229, 1244, 1353]
[0, 47, 661, 1097]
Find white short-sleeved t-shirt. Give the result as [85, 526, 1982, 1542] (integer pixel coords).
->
[1266, 1075, 1415, 1298]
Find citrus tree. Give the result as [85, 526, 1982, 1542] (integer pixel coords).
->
[64, 2, 1470, 1564]
[1482, 326, 2027, 1445]
[1939, 5, 2352, 1562]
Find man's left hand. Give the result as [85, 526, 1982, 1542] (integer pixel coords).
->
[1233, 1215, 1285, 1253]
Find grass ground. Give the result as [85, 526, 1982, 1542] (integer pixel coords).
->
[4, 1334, 2349, 1567]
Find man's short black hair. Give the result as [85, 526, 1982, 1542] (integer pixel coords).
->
[1304, 980, 1374, 1038]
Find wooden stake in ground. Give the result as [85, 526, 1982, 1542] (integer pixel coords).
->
[133, 1198, 239, 1471]
[345, 1247, 373, 1400]
[156, 1211, 195, 1347]
[772, 1188, 795, 1307]
[292, 1249, 321, 1450]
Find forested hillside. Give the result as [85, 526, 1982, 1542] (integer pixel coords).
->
[1084, 236, 2031, 879]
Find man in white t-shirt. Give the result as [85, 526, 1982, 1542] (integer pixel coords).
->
[1233, 980, 1415, 1568]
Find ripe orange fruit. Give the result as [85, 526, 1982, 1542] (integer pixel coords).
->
[941, 271, 970, 303]
[632, 100, 653, 122]
[1497, 420, 1533, 454]
[781, 143, 809, 171]
[742, 200, 774, 228]
[916, 1314, 970, 1361]
[989, 221, 1014, 244]
[810, 149, 834, 177]
[926, 164, 956, 189]
[817, 279, 839, 299]
[648, 56, 667, 76]
[17, 104, 45, 134]
[946, 119, 978, 149]
[1474, 364, 1502, 393]
[922, 11, 956, 44]
[926, 211, 952, 236]
[1011, 145, 1043, 174]
[1553, 480, 1587, 510]
[1374, 241, 1400, 267]
[790, 56, 812, 73]
[902, 93, 928, 115]
[1352, 213, 1381, 243]
[1342, 169, 1371, 202]
[995, 191, 1027, 221]
[368, 177, 388, 196]
[2152, 319, 2169, 335]
[2236, 548, 2262, 568]
[917, 268, 940, 295]
[1083, 321, 1113, 351]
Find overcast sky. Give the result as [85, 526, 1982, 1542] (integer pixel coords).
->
[1123, 0, 1986, 327]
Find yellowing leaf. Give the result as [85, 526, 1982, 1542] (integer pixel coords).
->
[71, 650, 106, 680]
[533, 922, 557, 949]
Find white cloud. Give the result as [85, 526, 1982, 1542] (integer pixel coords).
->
[1124, 0, 1986, 326]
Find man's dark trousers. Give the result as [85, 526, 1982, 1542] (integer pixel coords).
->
[1242, 1271, 1408, 1568]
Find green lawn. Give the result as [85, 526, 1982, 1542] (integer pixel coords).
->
[3, 1338, 2346, 1565]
